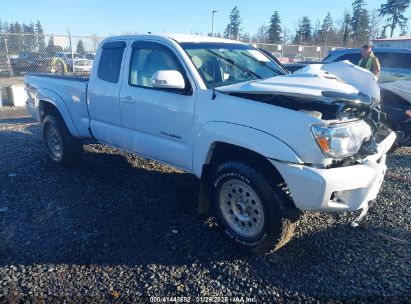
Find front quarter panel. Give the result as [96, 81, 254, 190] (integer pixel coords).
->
[192, 121, 303, 178]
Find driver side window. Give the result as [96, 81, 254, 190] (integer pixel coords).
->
[129, 47, 180, 88]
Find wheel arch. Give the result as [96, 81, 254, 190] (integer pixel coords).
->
[195, 122, 300, 215]
[38, 92, 80, 137]
[193, 121, 302, 179]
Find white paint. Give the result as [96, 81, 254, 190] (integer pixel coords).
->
[10, 85, 28, 107]
[24, 34, 396, 213]
[294, 61, 380, 101]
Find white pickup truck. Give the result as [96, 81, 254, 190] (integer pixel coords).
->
[25, 34, 396, 254]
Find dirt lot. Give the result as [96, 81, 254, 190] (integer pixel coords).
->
[0, 107, 410, 303]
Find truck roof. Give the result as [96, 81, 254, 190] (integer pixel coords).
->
[101, 33, 245, 45]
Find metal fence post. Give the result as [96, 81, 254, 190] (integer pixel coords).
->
[4, 38, 14, 77]
[67, 29, 74, 73]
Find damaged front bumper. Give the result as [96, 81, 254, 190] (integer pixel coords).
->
[271, 131, 396, 212]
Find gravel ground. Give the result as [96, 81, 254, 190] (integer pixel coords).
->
[0, 108, 410, 303]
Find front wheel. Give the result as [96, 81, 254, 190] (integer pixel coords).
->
[210, 160, 300, 255]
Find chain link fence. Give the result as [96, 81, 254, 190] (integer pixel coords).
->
[0, 33, 343, 89]
[256, 43, 343, 63]
[0, 33, 106, 89]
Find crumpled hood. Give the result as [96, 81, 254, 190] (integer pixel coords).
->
[218, 61, 380, 102]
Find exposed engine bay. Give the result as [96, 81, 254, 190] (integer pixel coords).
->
[227, 90, 390, 166]
[217, 61, 394, 167]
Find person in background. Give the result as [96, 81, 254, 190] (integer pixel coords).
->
[358, 45, 381, 79]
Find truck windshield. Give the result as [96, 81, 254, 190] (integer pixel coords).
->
[180, 42, 285, 88]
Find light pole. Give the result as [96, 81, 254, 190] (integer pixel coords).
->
[211, 10, 218, 37]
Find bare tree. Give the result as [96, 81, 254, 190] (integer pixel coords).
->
[369, 8, 384, 40]
[282, 26, 291, 44]
[256, 24, 267, 44]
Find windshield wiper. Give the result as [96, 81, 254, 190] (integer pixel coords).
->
[205, 49, 262, 79]
[240, 51, 282, 75]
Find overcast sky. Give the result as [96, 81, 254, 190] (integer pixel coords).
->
[1, 0, 410, 37]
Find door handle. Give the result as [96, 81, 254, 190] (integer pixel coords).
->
[394, 74, 404, 78]
[121, 96, 136, 104]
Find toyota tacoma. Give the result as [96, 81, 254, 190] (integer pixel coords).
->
[25, 34, 396, 254]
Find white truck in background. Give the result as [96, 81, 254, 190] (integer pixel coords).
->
[25, 34, 395, 254]
[54, 52, 92, 73]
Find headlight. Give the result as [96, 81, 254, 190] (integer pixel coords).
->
[311, 120, 372, 158]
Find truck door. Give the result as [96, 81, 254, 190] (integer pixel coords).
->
[119, 40, 196, 170]
[88, 41, 126, 147]
[374, 52, 393, 82]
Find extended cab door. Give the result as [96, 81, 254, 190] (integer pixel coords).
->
[88, 41, 126, 147]
[119, 40, 196, 170]
[374, 52, 394, 82]
[384, 52, 411, 82]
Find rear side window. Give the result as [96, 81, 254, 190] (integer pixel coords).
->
[97, 41, 125, 83]
[375, 52, 395, 68]
[399, 54, 411, 69]
[376, 52, 411, 69]
[335, 53, 362, 65]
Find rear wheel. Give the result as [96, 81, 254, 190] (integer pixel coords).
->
[43, 114, 83, 165]
[210, 160, 300, 255]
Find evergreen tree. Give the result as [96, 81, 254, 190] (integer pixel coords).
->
[341, 13, 352, 47]
[8, 23, 16, 54]
[46, 36, 63, 56]
[3, 22, 9, 33]
[22, 23, 36, 51]
[351, 0, 370, 46]
[380, 27, 388, 38]
[0, 21, 4, 52]
[13, 22, 24, 54]
[28, 23, 37, 51]
[294, 16, 312, 44]
[267, 11, 282, 44]
[378, 0, 410, 37]
[313, 19, 321, 44]
[224, 6, 242, 40]
[76, 39, 86, 55]
[319, 12, 336, 44]
[36, 20, 46, 52]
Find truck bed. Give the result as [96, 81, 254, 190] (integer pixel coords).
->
[25, 73, 91, 138]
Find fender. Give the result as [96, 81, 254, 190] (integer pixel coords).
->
[37, 87, 80, 137]
[193, 121, 303, 178]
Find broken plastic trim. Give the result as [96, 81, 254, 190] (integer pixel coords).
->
[321, 91, 374, 106]
[226, 92, 368, 121]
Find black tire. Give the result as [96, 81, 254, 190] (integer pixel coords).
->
[42, 114, 83, 165]
[210, 160, 300, 255]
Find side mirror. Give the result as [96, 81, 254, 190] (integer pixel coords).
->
[151, 70, 185, 90]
